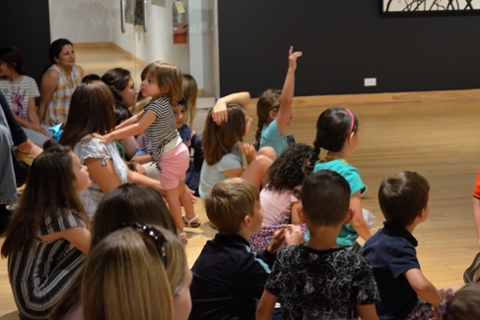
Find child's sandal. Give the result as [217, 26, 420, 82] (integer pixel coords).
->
[182, 214, 201, 228]
[179, 232, 188, 244]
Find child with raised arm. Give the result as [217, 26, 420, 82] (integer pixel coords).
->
[97, 61, 193, 242]
[254, 46, 302, 157]
[257, 170, 380, 320]
[200, 93, 275, 198]
[363, 171, 444, 319]
[190, 178, 302, 320]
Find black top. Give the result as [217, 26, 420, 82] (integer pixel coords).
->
[363, 222, 421, 320]
[189, 233, 276, 320]
[266, 244, 380, 319]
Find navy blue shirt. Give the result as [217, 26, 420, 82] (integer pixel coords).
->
[363, 222, 421, 320]
[189, 233, 276, 320]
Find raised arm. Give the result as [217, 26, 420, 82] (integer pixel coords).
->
[37, 69, 59, 122]
[276, 46, 302, 134]
[212, 92, 251, 125]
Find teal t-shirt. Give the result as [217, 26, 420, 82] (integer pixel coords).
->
[313, 159, 365, 247]
[259, 119, 288, 157]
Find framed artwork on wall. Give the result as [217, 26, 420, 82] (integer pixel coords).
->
[383, 0, 480, 13]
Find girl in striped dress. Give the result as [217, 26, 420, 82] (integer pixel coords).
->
[1, 141, 91, 319]
[97, 61, 193, 242]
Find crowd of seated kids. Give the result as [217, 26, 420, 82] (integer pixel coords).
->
[3, 40, 480, 320]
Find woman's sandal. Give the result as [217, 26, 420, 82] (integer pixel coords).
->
[182, 214, 201, 228]
[179, 232, 188, 244]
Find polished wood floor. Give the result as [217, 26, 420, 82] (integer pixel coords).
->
[1, 46, 480, 317]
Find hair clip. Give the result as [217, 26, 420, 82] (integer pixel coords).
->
[437, 288, 455, 315]
[118, 222, 168, 266]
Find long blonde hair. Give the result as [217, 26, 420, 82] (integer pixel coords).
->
[81, 226, 186, 320]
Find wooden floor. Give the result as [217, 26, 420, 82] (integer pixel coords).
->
[1, 46, 480, 317]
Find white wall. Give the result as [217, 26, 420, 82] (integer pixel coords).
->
[49, 0, 217, 96]
[49, 0, 116, 42]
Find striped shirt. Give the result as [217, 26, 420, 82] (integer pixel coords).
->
[43, 65, 81, 126]
[0, 76, 40, 121]
[7, 210, 86, 319]
[144, 96, 179, 170]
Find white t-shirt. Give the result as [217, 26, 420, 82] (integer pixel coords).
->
[0, 76, 39, 121]
[260, 188, 298, 226]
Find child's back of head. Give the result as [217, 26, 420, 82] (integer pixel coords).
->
[301, 169, 351, 227]
[443, 284, 480, 320]
[204, 178, 259, 234]
[379, 171, 430, 227]
[265, 143, 312, 193]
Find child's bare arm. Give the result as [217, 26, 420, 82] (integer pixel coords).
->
[404, 268, 443, 307]
[99, 112, 156, 143]
[356, 304, 379, 320]
[212, 92, 251, 125]
[276, 46, 302, 134]
[350, 192, 371, 241]
[256, 290, 278, 320]
[473, 197, 480, 248]
[116, 112, 143, 129]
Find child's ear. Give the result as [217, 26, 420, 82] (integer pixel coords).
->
[269, 110, 277, 120]
[297, 205, 307, 224]
[346, 132, 356, 144]
[343, 207, 355, 225]
[242, 215, 252, 228]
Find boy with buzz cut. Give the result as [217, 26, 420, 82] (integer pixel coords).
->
[362, 171, 443, 320]
[257, 170, 380, 320]
[189, 177, 302, 320]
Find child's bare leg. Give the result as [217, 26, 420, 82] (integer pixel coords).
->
[241, 155, 273, 189]
[179, 181, 198, 223]
[165, 185, 185, 236]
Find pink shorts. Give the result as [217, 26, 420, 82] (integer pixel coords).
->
[157, 143, 189, 190]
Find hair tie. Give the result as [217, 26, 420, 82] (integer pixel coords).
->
[345, 108, 355, 137]
[437, 288, 455, 315]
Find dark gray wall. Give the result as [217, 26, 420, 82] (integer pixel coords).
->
[218, 0, 480, 97]
[0, 0, 51, 84]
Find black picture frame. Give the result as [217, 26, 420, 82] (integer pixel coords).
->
[382, 0, 480, 14]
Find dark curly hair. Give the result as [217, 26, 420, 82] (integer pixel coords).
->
[265, 143, 313, 193]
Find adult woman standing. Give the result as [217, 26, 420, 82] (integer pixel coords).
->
[38, 38, 84, 126]
[59, 81, 162, 217]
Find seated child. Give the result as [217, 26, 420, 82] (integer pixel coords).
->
[363, 171, 443, 319]
[257, 170, 380, 320]
[249, 143, 312, 252]
[439, 283, 480, 320]
[190, 178, 302, 320]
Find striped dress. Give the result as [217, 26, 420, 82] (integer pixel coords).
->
[7, 211, 86, 319]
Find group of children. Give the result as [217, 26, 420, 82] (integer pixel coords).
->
[2, 40, 480, 320]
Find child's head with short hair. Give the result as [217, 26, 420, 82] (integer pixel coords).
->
[141, 61, 183, 105]
[300, 170, 351, 227]
[175, 73, 198, 127]
[379, 171, 430, 227]
[114, 106, 131, 126]
[204, 178, 259, 234]
[443, 284, 480, 320]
